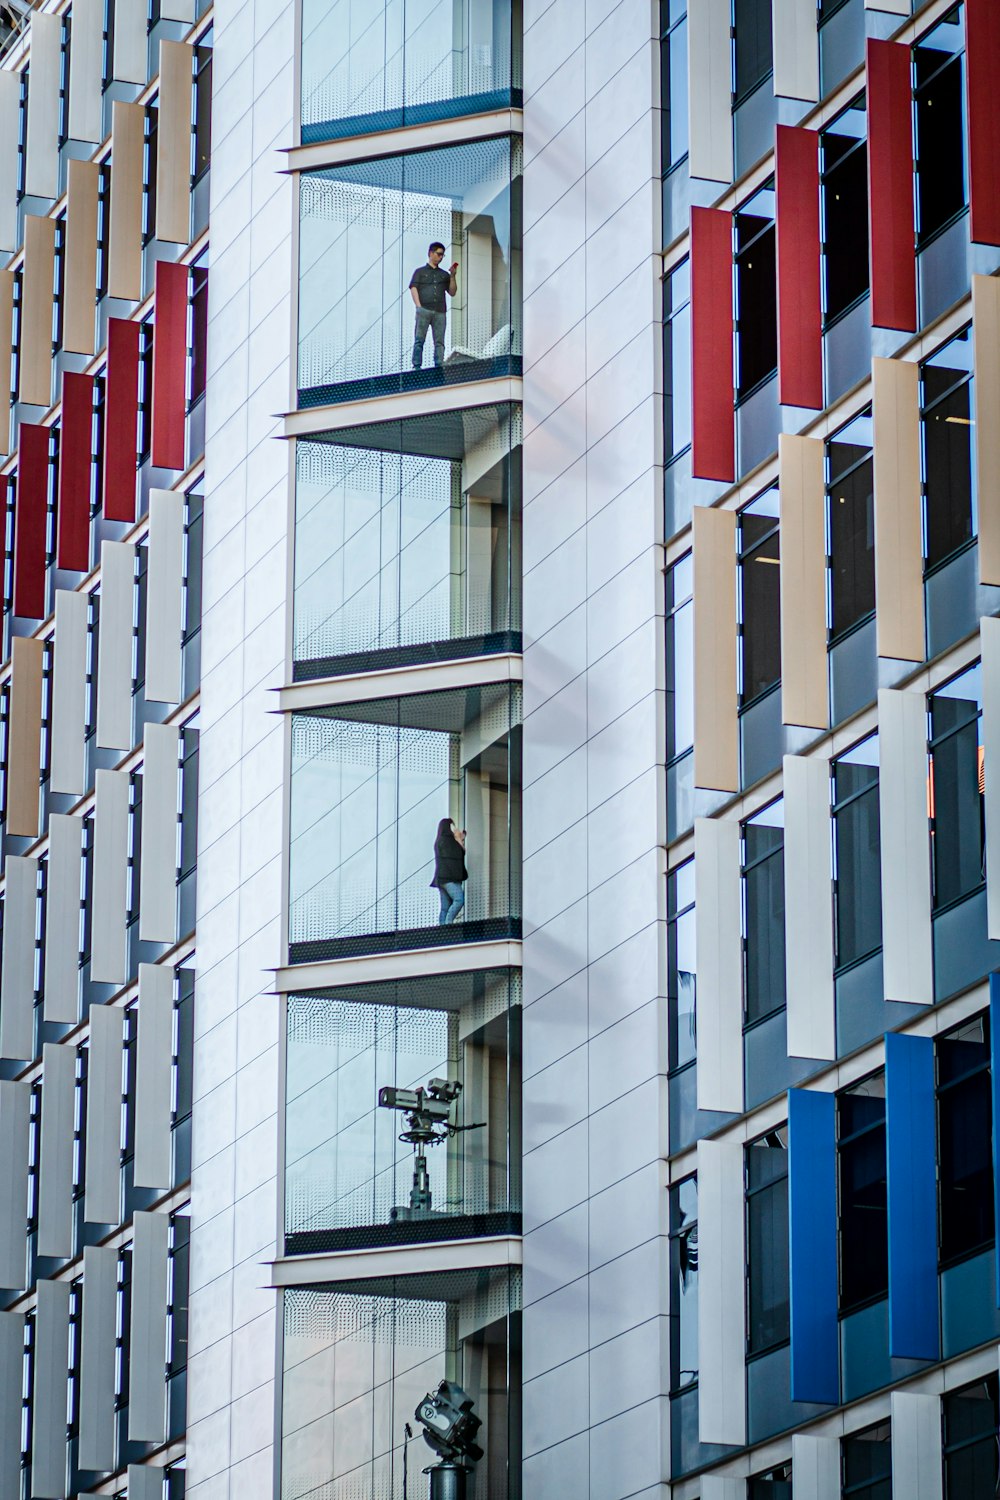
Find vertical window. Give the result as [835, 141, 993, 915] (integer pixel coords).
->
[143, 103, 158, 246]
[915, 7, 967, 248]
[821, 96, 868, 325]
[735, 182, 776, 400]
[137, 317, 154, 460]
[669, 1176, 698, 1392]
[937, 1011, 994, 1266]
[666, 553, 693, 841]
[733, 0, 773, 104]
[921, 326, 974, 573]
[742, 798, 785, 1025]
[929, 661, 982, 911]
[833, 733, 882, 969]
[189, 257, 208, 405]
[739, 487, 780, 706]
[827, 409, 875, 641]
[194, 30, 213, 183]
[843, 1422, 892, 1499]
[660, 1, 688, 175]
[943, 1376, 999, 1498]
[664, 258, 692, 462]
[838, 1073, 888, 1312]
[750, 1464, 793, 1498]
[746, 1128, 789, 1354]
[667, 858, 696, 1074]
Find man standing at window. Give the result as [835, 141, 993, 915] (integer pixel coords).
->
[409, 242, 458, 370]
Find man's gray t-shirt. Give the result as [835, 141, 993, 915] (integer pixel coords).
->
[409, 264, 451, 313]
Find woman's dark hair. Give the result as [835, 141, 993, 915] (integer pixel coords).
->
[428, 241, 446, 255]
[436, 817, 454, 840]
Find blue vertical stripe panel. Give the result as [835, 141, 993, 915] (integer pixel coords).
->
[885, 1030, 940, 1361]
[990, 972, 1000, 1306]
[788, 1087, 839, 1404]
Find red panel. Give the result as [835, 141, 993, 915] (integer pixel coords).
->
[102, 317, 140, 523]
[866, 39, 916, 332]
[14, 423, 49, 619]
[966, 0, 1000, 246]
[775, 125, 823, 410]
[152, 260, 188, 470]
[691, 206, 735, 483]
[57, 372, 94, 572]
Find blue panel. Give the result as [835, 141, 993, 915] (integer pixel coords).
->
[990, 972, 1000, 1306]
[788, 1088, 839, 1404]
[885, 1031, 940, 1361]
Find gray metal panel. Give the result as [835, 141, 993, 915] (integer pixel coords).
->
[43, 817, 83, 1025]
[696, 1139, 746, 1446]
[0, 73, 19, 252]
[84, 1005, 124, 1225]
[138, 726, 179, 945]
[24, 13, 60, 200]
[134, 965, 174, 1190]
[0, 1311, 24, 1500]
[79, 1246, 118, 1472]
[127, 1467, 165, 1500]
[31, 1278, 70, 1499]
[694, 817, 743, 1114]
[891, 1391, 943, 1500]
[144, 490, 184, 705]
[50, 591, 88, 798]
[113, 0, 147, 83]
[687, 0, 733, 183]
[982, 617, 1000, 939]
[701, 1480, 743, 1500]
[866, 0, 908, 12]
[0, 856, 37, 1061]
[0, 1082, 29, 1290]
[96, 542, 135, 752]
[878, 688, 934, 1005]
[783, 754, 836, 1060]
[792, 1433, 841, 1500]
[772, 0, 819, 102]
[67, 0, 103, 143]
[38, 1043, 76, 1260]
[91, 770, 130, 986]
[128, 1211, 169, 1443]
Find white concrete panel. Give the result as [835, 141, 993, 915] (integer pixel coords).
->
[127, 1467, 166, 1500]
[878, 688, 934, 1005]
[67, 0, 103, 142]
[145, 490, 184, 704]
[91, 770, 130, 986]
[773, 0, 820, 102]
[113, 0, 147, 83]
[0, 1081, 29, 1289]
[0, 856, 37, 1061]
[982, 616, 1000, 938]
[139, 725, 179, 943]
[688, 0, 733, 183]
[96, 541, 135, 751]
[50, 590, 89, 797]
[0, 73, 19, 251]
[134, 964, 174, 1190]
[0, 1312, 23, 1498]
[31, 1279, 70, 1499]
[38, 1042, 76, 1260]
[84, 1004, 124, 1225]
[866, 0, 908, 12]
[79, 1246, 118, 1471]
[694, 818, 743, 1113]
[701, 1479, 743, 1500]
[783, 754, 836, 1059]
[25, 13, 60, 199]
[696, 1138, 747, 1446]
[128, 1211, 169, 1443]
[44, 816, 83, 1024]
[793, 1433, 842, 1500]
[891, 1391, 943, 1500]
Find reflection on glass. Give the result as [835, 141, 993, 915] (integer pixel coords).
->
[294, 406, 521, 676]
[668, 858, 696, 1071]
[285, 972, 520, 1252]
[929, 661, 983, 911]
[300, 0, 521, 143]
[743, 799, 785, 1024]
[739, 487, 780, 706]
[669, 1176, 698, 1391]
[298, 140, 521, 402]
[922, 326, 975, 572]
[828, 408, 874, 641]
[281, 1269, 520, 1500]
[289, 686, 522, 956]
[833, 732, 881, 969]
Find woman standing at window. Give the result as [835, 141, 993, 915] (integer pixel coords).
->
[432, 818, 467, 925]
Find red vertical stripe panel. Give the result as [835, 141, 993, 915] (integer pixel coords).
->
[866, 39, 916, 333]
[691, 206, 735, 483]
[776, 125, 823, 410]
[966, 0, 1000, 246]
[102, 317, 140, 523]
[57, 372, 94, 572]
[151, 260, 188, 470]
[14, 423, 49, 619]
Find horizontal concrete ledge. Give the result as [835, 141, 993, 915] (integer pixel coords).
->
[281, 108, 524, 174]
[268, 1234, 523, 1287]
[281, 375, 523, 439]
[272, 937, 523, 994]
[275, 652, 523, 713]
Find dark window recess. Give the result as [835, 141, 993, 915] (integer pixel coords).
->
[743, 800, 785, 1026]
[843, 1422, 892, 1500]
[667, 859, 696, 1073]
[821, 97, 868, 325]
[937, 1011, 994, 1267]
[194, 33, 213, 182]
[668, 1176, 698, 1392]
[746, 1129, 789, 1354]
[828, 410, 875, 641]
[922, 327, 974, 573]
[144, 105, 158, 246]
[915, 9, 967, 247]
[739, 490, 780, 705]
[96, 165, 110, 301]
[838, 1076, 888, 1313]
[943, 1375, 1000, 1500]
[138, 319, 154, 461]
[750, 1465, 793, 1500]
[929, 662, 983, 912]
[665, 552, 693, 766]
[190, 260, 209, 404]
[54, 217, 65, 353]
[734, 0, 773, 103]
[833, 735, 882, 970]
[736, 184, 777, 400]
[663, 259, 692, 461]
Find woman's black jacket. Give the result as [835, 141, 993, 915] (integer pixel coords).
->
[431, 832, 468, 887]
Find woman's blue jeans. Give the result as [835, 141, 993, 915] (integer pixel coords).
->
[438, 882, 465, 925]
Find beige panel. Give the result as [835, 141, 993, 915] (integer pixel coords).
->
[7, 636, 43, 839]
[24, 12, 60, 200]
[873, 358, 925, 663]
[779, 434, 828, 729]
[0, 73, 19, 252]
[64, 160, 99, 357]
[113, 0, 147, 85]
[67, 0, 103, 143]
[108, 101, 144, 303]
[0, 270, 13, 455]
[693, 506, 738, 792]
[974, 275, 1000, 587]
[18, 215, 56, 408]
[156, 42, 193, 245]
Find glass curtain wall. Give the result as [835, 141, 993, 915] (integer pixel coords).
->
[300, 0, 522, 144]
[298, 138, 522, 404]
[294, 405, 522, 678]
[285, 970, 521, 1253]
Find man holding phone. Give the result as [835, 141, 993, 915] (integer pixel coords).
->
[409, 242, 459, 369]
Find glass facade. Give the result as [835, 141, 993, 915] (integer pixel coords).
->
[298, 139, 522, 405]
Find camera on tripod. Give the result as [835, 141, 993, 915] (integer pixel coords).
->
[377, 1078, 484, 1220]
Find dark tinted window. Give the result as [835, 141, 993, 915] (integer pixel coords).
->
[833, 735, 882, 968]
[922, 328, 974, 572]
[740, 491, 780, 705]
[822, 98, 868, 323]
[669, 1176, 698, 1391]
[839, 1078, 888, 1311]
[750, 1465, 793, 1500]
[743, 801, 785, 1025]
[828, 411, 875, 640]
[930, 662, 982, 911]
[915, 10, 967, 246]
[937, 1013, 994, 1266]
[734, 0, 773, 102]
[944, 1376, 999, 1499]
[843, 1422, 892, 1500]
[661, 4, 688, 171]
[747, 1130, 789, 1354]
[667, 860, 696, 1073]
[736, 185, 777, 399]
